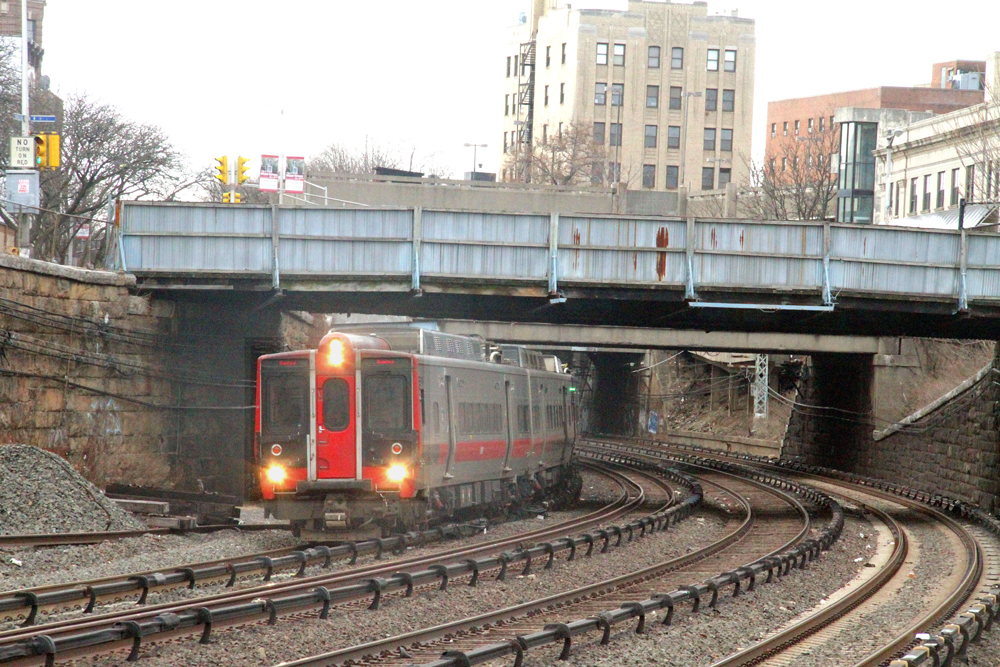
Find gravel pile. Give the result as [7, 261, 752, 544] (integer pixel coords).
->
[0, 444, 144, 535]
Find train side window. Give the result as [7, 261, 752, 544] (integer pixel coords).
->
[322, 378, 350, 432]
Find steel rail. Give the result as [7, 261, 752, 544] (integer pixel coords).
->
[0, 523, 288, 549]
[276, 458, 808, 667]
[0, 465, 650, 663]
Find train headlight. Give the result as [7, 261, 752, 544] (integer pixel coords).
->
[266, 465, 286, 483]
[386, 464, 408, 483]
[328, 340, 344, 366]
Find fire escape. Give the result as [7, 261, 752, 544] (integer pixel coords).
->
[516, 37, 536, 182]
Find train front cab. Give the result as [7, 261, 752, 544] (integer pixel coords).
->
[256, 332, 421, 534]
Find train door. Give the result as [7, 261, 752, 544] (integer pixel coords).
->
[444, 374, 457, 479]
[501, 379, 514, 474]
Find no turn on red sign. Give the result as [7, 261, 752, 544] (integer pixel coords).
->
[9, 137, 34, 169]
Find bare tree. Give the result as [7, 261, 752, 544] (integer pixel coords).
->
[740, 120, 840, 221]
[0, 39, 20, 173]
[29, 94, 189, 263]
[948, 69, 1000, 208]
[308, 138, 452, 178]
[502, 123, 614, 186]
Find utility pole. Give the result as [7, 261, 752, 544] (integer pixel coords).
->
[20, 0, 29, 138]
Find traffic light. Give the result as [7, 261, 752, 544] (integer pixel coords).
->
[46, 134, 60, 169]
[233, 193, 241, 203]
[214, 156, 228, 184]
[222, 192, 231, 203]
[33, 135, 47, 168]
[222, 192, 242, 204]
[237, 156, 250, 184]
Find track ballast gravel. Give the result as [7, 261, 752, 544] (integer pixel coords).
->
[0, 444, 143, 535]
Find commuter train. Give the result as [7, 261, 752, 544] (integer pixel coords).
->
[255, 326, 579, 538]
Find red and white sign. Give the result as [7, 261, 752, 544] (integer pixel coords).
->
[17, 179, 29, 194]
[285, 156, 305, 194]
[260, 154, 280, 193]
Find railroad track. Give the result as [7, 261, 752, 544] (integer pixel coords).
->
[276, 452, 832, 667]
[588, 436, 999, 667]
[0, 463, 683, 665]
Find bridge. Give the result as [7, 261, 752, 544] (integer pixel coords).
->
[121, 202, 1000, 339]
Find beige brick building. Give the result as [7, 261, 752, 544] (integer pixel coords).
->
[500, 0, 754, 194]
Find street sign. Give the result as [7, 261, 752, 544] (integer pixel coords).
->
[12, 113, 25, 122]
[4, 170, 40, 213]
[9, 137, 33, 169]
[30, 115, 56, 123]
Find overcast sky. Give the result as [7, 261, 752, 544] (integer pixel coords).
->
[40, 0, 1000, 180]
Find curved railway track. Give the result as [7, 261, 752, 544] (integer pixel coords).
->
[0, 464, 668, 665]
[276, 455, 819, 667]
[588, 437, 993, 667]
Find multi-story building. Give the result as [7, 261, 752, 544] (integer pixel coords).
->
[499, 0, 755, 194]
[862, 53, 1000, 227]
[0, 0, 46, 77]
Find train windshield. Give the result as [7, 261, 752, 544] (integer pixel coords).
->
[363, 374, 411, 432]
[261, 365, 309, 437]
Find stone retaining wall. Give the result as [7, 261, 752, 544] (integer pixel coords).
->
[783, 346, 1000, 510]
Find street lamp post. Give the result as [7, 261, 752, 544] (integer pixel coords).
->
[464, 143, 488, 179]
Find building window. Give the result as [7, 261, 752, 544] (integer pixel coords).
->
[704, 128, 716, 151]
[837, 121, 877, 223]
[722, 89, 734, 112]
[819, 117, 825, 132]
[505, 94, 509, 116]
[966, 165, 975, 200]
[719, 168, 731, 188]
[665, 166, 679, 189]
[646, 85, 659, 108]
[506, 56, 511, 78]
[782, 157, 787, 172]
[769, 158, 776, 173]
[642, 164, 656, 188]
[546, 46, 551, 67]
[645, 125, 657, 148]
[936, 171, 944, 208]
[783, 121, 788, 136]
[544, 85, 549, 106]
[595, 82, 607, 105]
[830, 115, 834, 131]
[667, 126, 680, 149]
[610, 123, 622, 146]
[591, 162, 604, 184]
[794, 120, 800, 135]
[770, 123, 776, 138]
[895, 180, 902, 217]
[705, 88, 718, 111]
[597, 42, 608, 65]
[613, 43, 625, 66]
[560, 83, 565, 104]
[909, 177, 917, 214]
[561, 43, 566, 65]
[669, 86, 682, 110]
[514, 55, 518, 75]
[671, 47, 684, 69]
[922, 174, 931, 211]
[808, 118, 814, 133]
[724, 49, 736, 72]
[702, 167, 715, 190]
[594, 122, 606, 144]
[951, 168, 960, 205]
[542, 124, 548, 144]
[707, 48, 719, 71]
[611, 83, 624, 106]
[720, 128, 733, 152]
[608, 162, 621, 183]
[503, 133, 508, 154]
[648, 46, 660, 68]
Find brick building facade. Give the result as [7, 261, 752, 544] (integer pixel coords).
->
[0, 0, 45, 76]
